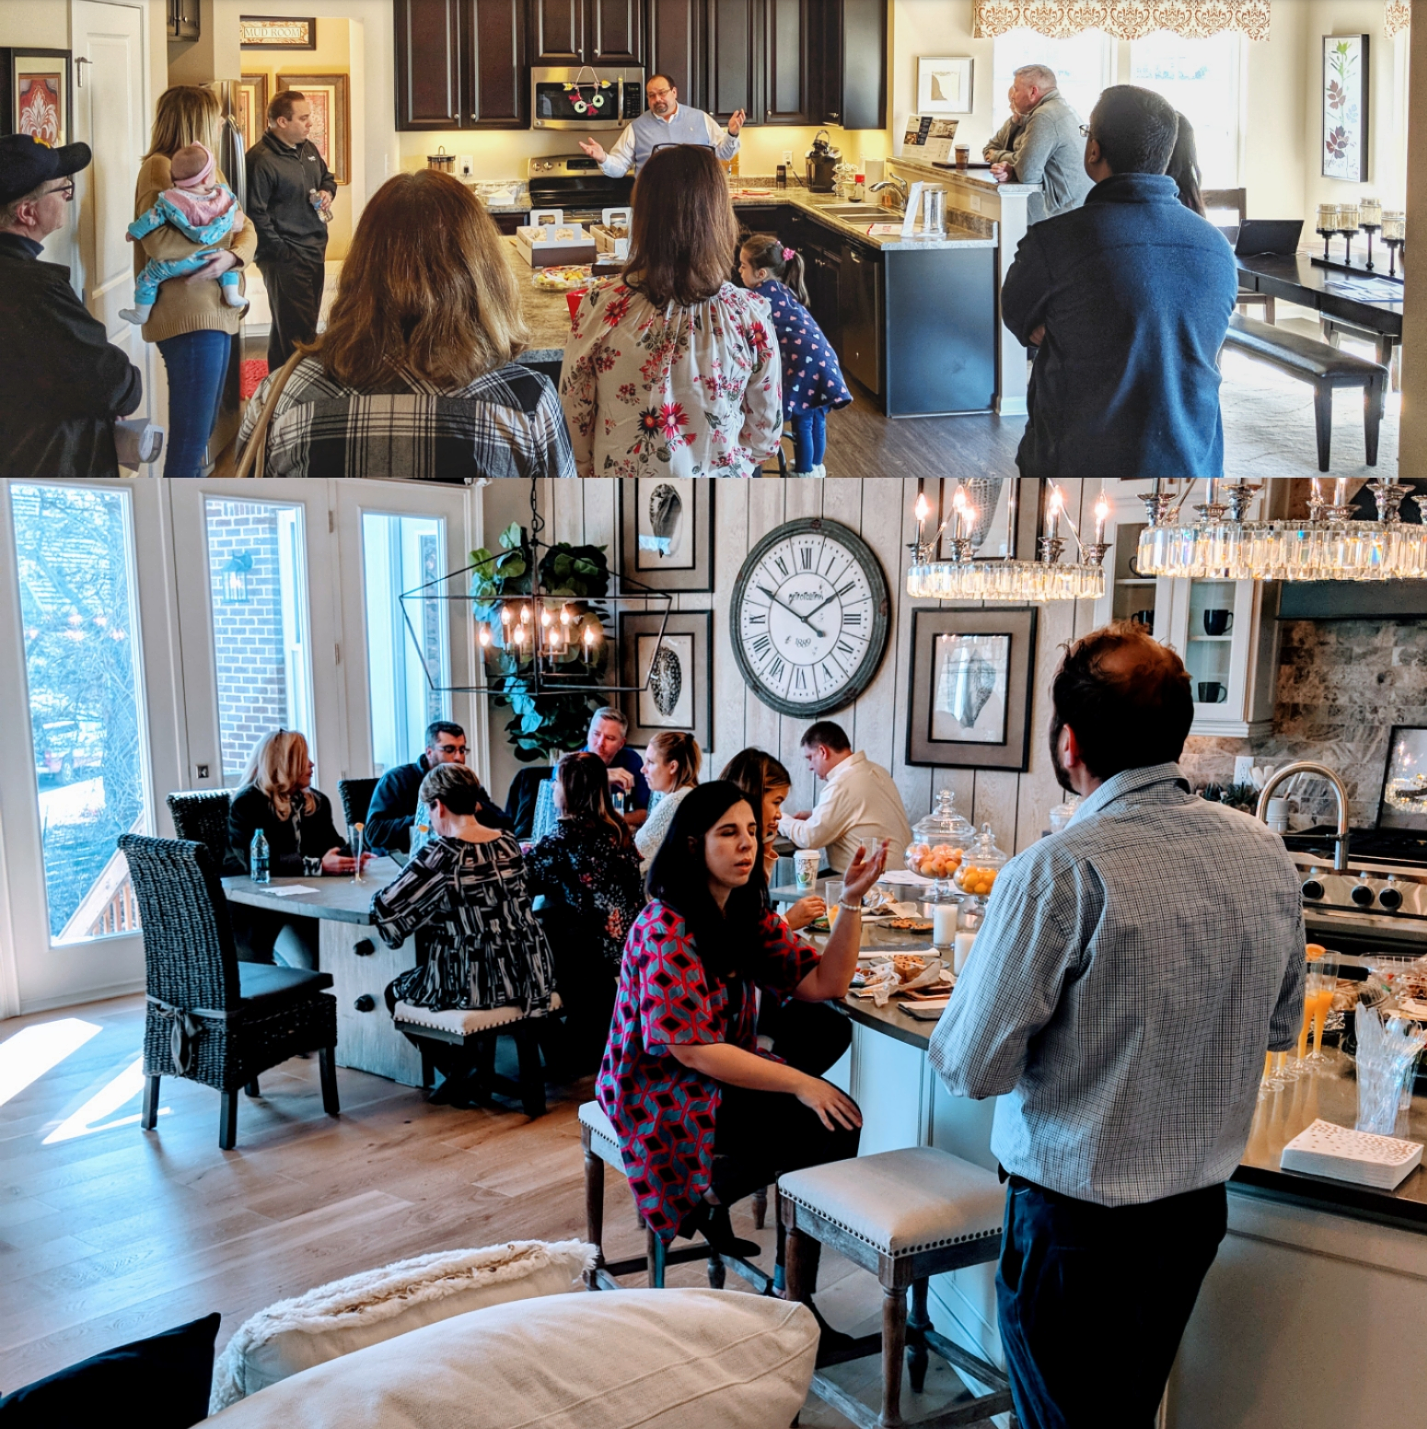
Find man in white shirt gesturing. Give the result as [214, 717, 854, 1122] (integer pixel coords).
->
[778, 721, 912, 874]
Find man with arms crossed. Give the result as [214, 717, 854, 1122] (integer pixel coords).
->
[930, 624, 1304, 1427]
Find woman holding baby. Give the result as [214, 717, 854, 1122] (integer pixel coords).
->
[132, 86, 255, 478]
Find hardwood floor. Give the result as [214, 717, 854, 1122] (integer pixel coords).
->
[0, 995, 990, 1424]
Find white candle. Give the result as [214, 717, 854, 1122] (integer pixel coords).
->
[1046, 486, 1063, 539]
[954, 930, 977, 974]
[1335, 478, 1348, 507]
[915, 490, 930, 547]
[1093, 492, 1109, 544]
[933, 904, 956, 948]
[952, 486, 968, 539]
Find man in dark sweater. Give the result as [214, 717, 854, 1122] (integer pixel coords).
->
[365, 721, 512, 856]
[1001, 85, 1238, 479]
[245, 90, 336, 369]
[0, 135, 144, 477]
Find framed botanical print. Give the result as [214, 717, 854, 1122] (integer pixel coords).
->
[236, 74, 270, 153]
[1322, 35, 1369, 182]
[618, 611, 713, 750]
[275, 72, 349, 184]
[2, 50, 71, 147]
[618, 477, 715, 592]
[906, 607, 1038, 771]
[937, 477, 1043, 563]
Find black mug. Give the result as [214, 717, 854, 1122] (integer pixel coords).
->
[1198, 681, 1228, 704]
[1203, 609, 1233, 636]
[1130, 609, 1155, 627]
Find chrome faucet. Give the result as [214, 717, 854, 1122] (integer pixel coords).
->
[1256, 761, 1350, 872]
[870, 175, 909, 213]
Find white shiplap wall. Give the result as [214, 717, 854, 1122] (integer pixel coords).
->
[482, 478, 1106, 855]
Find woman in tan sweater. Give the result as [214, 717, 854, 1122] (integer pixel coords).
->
[134, 86, 256, 477]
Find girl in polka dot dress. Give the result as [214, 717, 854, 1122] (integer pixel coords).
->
[738, 234, 852, 478]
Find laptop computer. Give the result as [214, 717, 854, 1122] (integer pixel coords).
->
[1234, 219, 1304, 257]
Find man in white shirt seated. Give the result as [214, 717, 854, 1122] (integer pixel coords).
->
[777, 721, 912, 874]
[578, 73, 743, 178]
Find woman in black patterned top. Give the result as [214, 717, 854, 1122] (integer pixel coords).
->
[375, 763, 555, 1017]
[524, 751, 646, 1070]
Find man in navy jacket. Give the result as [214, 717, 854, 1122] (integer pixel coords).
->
[1001, 86, 1238, 479]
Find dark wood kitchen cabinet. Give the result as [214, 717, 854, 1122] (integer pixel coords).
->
[647, 0, 703, 106]
[531, 0, 645, 65]
[395, 0, 527, 130]
[168, 0, 200, 40]
[704, 0, 810, 126]
[762, 0, 810, 124]
[706, 0, 758, 123]
[812, 0, 885, 131]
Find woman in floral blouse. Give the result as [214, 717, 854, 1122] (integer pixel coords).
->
[559, 145, 783, 478]
[525, 752, 646, 1071]
[597, 781, 885, 1281]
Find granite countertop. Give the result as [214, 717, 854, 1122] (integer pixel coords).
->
[503, 236, 582, 353]
[847, 988, 1427, 1236]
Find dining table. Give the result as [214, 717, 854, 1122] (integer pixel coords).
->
[222, 860, 424, 1086]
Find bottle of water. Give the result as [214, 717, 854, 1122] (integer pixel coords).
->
[250, 829, 270, 884]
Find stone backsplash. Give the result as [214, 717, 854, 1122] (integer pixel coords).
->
[1180, 618, 1427, 827]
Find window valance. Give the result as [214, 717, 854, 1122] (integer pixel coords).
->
[1385, 0, 1409, 38]
[972, 1, 1272, 40]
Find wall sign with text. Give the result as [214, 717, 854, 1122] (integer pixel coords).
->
[239, 16, 317, 49]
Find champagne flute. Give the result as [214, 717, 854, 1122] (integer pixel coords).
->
[351, 821, 365, 884]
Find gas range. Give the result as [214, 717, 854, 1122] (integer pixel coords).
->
[1286, 828, 1427, 953]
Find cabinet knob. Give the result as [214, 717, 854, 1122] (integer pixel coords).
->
[353, 937, 375, 957]
[354, 994, 376, 1013]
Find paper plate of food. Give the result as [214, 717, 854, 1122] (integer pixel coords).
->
[532, 265, 593, 291]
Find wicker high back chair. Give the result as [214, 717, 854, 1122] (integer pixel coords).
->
[338, 777, 380, 831]
[166, 788, 234, 872]
[120, 833, 339, 1149]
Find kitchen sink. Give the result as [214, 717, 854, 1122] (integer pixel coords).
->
[813, 204, 898, 220]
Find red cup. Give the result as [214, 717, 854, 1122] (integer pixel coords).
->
[566, 288, 588, 321]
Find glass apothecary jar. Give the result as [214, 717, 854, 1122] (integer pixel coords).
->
[906, 789, 974, 879]
[954, 823, 1007, 896]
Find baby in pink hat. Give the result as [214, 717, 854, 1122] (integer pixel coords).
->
[121, 142, 246, 324]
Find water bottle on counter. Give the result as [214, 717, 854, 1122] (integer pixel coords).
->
[250, 829, 270, 884]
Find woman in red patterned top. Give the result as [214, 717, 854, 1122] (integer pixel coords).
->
[596, 780, 885, 1263]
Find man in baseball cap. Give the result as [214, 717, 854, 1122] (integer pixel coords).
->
[0, 133, 149, 477]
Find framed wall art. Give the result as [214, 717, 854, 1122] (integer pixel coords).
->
[936, 477, 1043, 563]
[1, 49, 71, 146]
[618, 477, 715, 592]
[1322, 35, 1369, 182]
[240, 16, 317, 49]
[916, 56, 973, 115]
[906, 607, 1038, 771]
[618, 611, 713, 750]
[236, 74, 270, 153]
[275, 73, 349, 184]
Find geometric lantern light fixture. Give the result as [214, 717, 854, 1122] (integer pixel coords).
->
[219, 551, 253, 603]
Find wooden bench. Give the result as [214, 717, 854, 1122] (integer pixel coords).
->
[1221, 312, 1387, 472]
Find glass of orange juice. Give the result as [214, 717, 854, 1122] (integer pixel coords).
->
[1303, 954, 1339, 1068]
[824, 880, 843, 930]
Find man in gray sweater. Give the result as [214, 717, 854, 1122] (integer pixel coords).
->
[984, 64, 1093, 221]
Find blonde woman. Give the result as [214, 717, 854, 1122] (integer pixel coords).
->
[226, 730, 359, 967]
[134, 86, 256, 477]
[634, 731, 702, 867]
[237, 169, 576, 480]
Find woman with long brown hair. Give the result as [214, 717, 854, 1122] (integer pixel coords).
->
[237, 169, 576, 480]
[134, 86, 256, 478]
[524, 752, 646, 1072]
[559, 145, 782, 477]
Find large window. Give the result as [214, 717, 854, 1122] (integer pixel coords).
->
[363, 513, 451, 776]
[203, 498, 314, 784]
[992, 28, 1115, 132]
[11, 484, 151, 943]
[1130, 31, 1244, 188]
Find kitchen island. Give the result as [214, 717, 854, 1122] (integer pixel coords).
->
[834, 977, 1427, 1429]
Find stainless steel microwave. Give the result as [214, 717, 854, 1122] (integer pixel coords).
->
[531, 66, 645, 130]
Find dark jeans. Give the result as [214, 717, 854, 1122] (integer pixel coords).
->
[230, 903, 319, 970]
[156, 330, 231, 478]
[998, 1177, 1228, 1429]
[260, 248, 326, 368]
[790, 407, 827, 471]
[757, 996, 851, 1078]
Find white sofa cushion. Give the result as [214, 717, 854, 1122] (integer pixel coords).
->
[210, 1239, 594, 1411]
[207, 1289, 818, 1429]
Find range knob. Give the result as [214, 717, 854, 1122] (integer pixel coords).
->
[1379, 878, 1404, 912]
[1300, 878, 1325, 901]
[1350, 875, 1376, 908]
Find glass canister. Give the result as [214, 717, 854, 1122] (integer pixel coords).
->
[954, 823, 1007, 896]
[906, 788, 974, 879]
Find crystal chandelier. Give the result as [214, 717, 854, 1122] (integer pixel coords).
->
[907, 480, 1109, 602]
[1135, 479, 1427, 581]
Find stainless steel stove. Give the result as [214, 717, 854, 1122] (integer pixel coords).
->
[1288, 829, 1427, 955]
[525, 155, 633, 225]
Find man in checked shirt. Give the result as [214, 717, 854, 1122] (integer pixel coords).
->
[930, 623, 1304, 1429]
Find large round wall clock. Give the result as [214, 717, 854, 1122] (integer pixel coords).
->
[730, 518, 891, 718]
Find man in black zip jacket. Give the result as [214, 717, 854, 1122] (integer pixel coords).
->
[245, 90, 336, 369]
[0, 134, 142, 477]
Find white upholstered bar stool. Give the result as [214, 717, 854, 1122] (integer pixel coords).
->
[779, 1146, 1013, 1429]
[578, 1100, 772, 1294]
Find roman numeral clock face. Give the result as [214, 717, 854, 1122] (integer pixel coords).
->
[731, 518, 890, 718]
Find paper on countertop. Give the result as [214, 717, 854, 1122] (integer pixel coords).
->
[1279, 1118, 1424, 1190]
[878, 869, 933, 886]
[266, 884, 321, 897]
